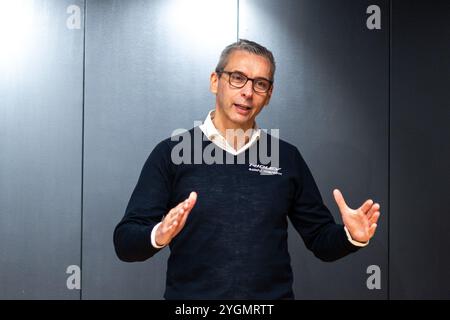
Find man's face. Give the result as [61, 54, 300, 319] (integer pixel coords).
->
[210, 50, 273, 129]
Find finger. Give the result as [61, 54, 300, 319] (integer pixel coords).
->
[172, 192, 198, 229]
[168, 202, 184, 218]
[366, 203, 380, 220]
[165, 192, 197, 227]
[177, 203, 193, 229]
[171, 196, 193, 222]
[176, 195, 196, 223]
[333, 189, 349, 212]
[164, 202, 186, 225]
[360, 199, 374, 214]
[168, 210, 184, 230]
[165, 211, 181, 230]
[176, 192, 196, 212]
[368, 223, 378, 238]
[172, 198, 197, 236]
[186, 191, 198, 210]
[369, 211, 380, 225]
[174, 202, 190, 224]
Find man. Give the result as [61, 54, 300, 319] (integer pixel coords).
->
[113, 39, 381, 299]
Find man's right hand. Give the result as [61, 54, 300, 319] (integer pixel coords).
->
[155, 191, 198, 246]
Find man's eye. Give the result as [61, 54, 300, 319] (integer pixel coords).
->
[255, 80, 269, 89]
[231, 73, 245, 82]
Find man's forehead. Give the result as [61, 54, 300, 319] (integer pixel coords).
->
[225, 51, 272, 78]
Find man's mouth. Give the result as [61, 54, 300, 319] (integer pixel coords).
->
[234, 103, 252, 111]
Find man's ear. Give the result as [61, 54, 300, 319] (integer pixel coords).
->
[264, 85, 274, 106]
[210, 72, 219, 94]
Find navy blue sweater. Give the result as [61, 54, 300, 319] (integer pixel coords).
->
[113, 126, 360, 299]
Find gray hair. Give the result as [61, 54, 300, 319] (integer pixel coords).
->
[215, 39, 276, 81]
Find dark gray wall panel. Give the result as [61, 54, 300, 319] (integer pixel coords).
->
[0, 0, 84, 299]
[390, 0, 450, 299]
[82, 0, 237, 299]
[240, 0, 389, 299]
[1, 0, 447, 300]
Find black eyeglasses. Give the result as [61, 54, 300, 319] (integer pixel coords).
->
[217, 70, 273, 93]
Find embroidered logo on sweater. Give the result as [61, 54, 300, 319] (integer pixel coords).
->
[249, 163, 282, 176]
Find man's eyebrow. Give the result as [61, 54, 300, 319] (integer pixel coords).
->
[230, 69, 271, 81]
[228, 69, 246, 74]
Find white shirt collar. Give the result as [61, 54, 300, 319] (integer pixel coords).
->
[199, 109, 261, 156]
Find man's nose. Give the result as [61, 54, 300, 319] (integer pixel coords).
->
[240, 79, 254, 98]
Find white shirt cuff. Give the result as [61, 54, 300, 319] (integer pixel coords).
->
[151, 222, 166, 249]
[344, 225, 369, 247]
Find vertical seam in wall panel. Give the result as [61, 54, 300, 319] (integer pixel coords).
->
[237, 0, 239, 41]
[388, 0, 392, 301]
[80, 0, 87, 301]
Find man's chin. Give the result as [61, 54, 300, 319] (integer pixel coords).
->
[229, 115, 253, 128]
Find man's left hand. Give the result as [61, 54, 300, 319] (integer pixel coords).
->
[333, 188, 381, 243]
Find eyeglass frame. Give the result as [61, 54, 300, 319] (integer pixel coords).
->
[216, 70, 273, 93]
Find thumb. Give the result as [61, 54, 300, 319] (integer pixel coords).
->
[333, 189, 349, 212]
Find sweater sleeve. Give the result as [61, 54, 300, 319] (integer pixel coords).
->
[113, 140, 173, 262]
[288, 147, 361, 262]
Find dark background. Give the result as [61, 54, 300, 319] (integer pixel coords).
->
[0, 0, 448, 299]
